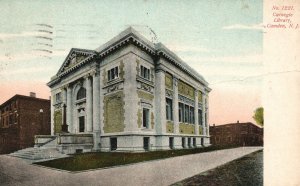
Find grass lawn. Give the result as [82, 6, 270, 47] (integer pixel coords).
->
[35, 145, 239, 171]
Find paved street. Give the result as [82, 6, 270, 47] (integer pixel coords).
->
[0, 147, 262, 186]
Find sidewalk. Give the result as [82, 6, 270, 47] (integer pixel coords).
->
[0, 147, 262, 186]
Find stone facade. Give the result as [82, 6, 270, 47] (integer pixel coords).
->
[0, 94, 50, 154]
[46, 27, 211, 153]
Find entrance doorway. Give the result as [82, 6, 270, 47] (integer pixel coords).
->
[79, 116, 85, 132]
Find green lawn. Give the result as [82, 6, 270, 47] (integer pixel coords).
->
[35, 145, 239, 171]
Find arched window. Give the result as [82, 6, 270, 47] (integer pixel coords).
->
[77, 87, 86, 100]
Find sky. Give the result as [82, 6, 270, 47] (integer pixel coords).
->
[0, 0, 263, 125]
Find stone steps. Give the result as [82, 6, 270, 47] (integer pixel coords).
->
[10, 147, 68, 161]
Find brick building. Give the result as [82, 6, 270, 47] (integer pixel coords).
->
[0, 93, 51, 154]
[209, 121, 263, 146]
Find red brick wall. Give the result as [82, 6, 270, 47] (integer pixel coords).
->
[210, 123, 263, 146]
[0, 96, 50, 154]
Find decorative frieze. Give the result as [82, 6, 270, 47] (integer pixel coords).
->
[178, 94, 195, 106]
[178, 80, 195, 100]
[179, 123, 195, 134]
[140, 83, 152, 92]
[165, 73, 173, 90]
[166, 121, 174, 133]
[137, 90, 154, 101]
[165, 89, 173, 98]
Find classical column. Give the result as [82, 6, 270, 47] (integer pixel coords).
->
[62, 87, 68, 132]
[202, 93, 207, 135]
[173, 77, 179, 134]
[92, 70, 100, 132]
[206, 94, 209, 136]
[66, 85, 73, 133]
[194, 90, 199, 135]
[86, 75, 93, 132]
[155, 68, 166, 134]
[50, 92, 55, 135]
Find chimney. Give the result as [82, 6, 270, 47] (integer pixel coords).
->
[30, 92, 36, 98]
[237, 120, 239, 123]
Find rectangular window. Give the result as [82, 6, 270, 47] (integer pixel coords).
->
[166, 98, 173, 120]
[79, 116, 85, 132]
[190, 107, 194, 124]
[184, 105, 189, 123]
[141, 65, 150, 80]
[198, 109, 203, 125]
[178, 103, 184, 122]
[143, 137, 150, 151]
[110, 138, 117, 151]
[188, 138, 191, 148]
[55, 92, 61, 103]
[193, 138, 196, 147]
[169, 137, 174, 149]
[142, 108, 150, 128]
[9, 114, 13, 125]
[108, 66, 119, 81]
[182, 137, 186, 148]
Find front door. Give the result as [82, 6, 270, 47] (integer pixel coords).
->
[79, 116, 85, 132]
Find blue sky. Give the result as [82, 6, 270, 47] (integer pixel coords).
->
[0, 0, 263, 124]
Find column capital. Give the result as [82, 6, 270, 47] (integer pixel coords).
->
[194, 89, 199, 96]
[89, 69, 98, 77]
[173, 76, 178, 87]
[84, 73, 92, 79]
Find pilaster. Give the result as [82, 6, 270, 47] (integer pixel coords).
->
[155, 68, 166, 134]
[202, 93, 207, 135]
[92, 69, 100, 150]
[194, 90, 199, 135]
[92, 70, 100, 132]
[66, 85, 73, 133]
[173, 77, 179, 134]
[86, 75, 93, 132]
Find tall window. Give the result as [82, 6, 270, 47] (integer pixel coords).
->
[108, 66, 119, 81]
[166, 98, 173, 120]
[140, 65, 150, 80]
[77, 87, 86, 100]
[198, 109, 203, 125]
[143, 108, 150, 128]
[178, 103, 184, 122]
[184, 105, 189, 123]
[190, 107, 195, 124]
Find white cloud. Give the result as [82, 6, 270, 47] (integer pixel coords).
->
[222, 23, 264, 30]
